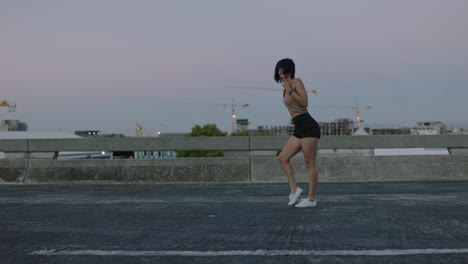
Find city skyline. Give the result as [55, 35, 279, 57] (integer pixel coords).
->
[1, 1, 467, 136]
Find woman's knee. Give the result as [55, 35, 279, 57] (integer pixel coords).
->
[278, 154, 289, 165]
[304, 158, 316, 169]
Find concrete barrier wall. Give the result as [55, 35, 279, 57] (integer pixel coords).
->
[251, 155, 468, 183]
[2, 154, 467, 184]
[24, 158, 249, 183]
[2, 135, 468, 153]
[0, 139, 28, 152]
[9, 137, 249, 152]
[250, 135, 468, 150]
[1, 135, 468, 184]
[0, 159, 27, 182]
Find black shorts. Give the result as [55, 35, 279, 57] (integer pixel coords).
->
[292, 113, 321, 139]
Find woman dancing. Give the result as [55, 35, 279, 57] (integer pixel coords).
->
[275, 58, 321, 208]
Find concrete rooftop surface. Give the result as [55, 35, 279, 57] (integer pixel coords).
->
[1, 183, 468, 264]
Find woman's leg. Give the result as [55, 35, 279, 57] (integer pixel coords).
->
[278, 136, 302, 193]
[301, 137, 319, 201]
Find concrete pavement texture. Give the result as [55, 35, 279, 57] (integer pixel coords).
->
[1, 183, 468, 264]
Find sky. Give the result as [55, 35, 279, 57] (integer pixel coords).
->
[1, 0, 467, 136]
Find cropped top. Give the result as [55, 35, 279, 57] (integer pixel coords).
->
[283, 89, 308, 118]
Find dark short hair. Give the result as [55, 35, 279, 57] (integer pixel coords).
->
[274, 58, 295, 83]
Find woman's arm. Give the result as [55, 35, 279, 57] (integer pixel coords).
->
[289, 78, 308, 107]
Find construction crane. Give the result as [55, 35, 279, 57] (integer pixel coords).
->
[225, 85, 370, 128]
[167, 97, 249, 134]
[309, 101, 371, 128]
[0, 100, 16, 112]
[225, 85, 319, 95]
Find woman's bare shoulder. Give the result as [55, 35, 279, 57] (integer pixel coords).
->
[293, 78, 304, 86]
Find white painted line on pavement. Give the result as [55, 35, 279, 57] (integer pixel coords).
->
[31, 248, 468, 257]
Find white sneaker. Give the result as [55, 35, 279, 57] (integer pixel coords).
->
[288, 187, 303, 206]
[295, 198, 317, 208]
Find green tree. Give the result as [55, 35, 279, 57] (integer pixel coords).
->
[176, 124, 227, 157]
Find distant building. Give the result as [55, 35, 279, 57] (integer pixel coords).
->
[0, 120, 28, 131]
[411, 122, 447, 135]
[75, 130, 101, 137]
[352, 127, 371, 136]
[447, 127, 461, 134]
[253, 118, 353, 137]
[253, 125, 293, 136]
[446, 127, 468, 135]
[319, 119, 352, 136]
[236, 119, 250, 133]
[268, 125, 293, 136]
[75, 130, 125, 138]
[135, 124, 143, 137]
[372, 128, 411, 135]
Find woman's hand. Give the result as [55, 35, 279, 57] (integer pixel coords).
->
[285, 78, 308, 107]
[281, 78, 294, 93]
